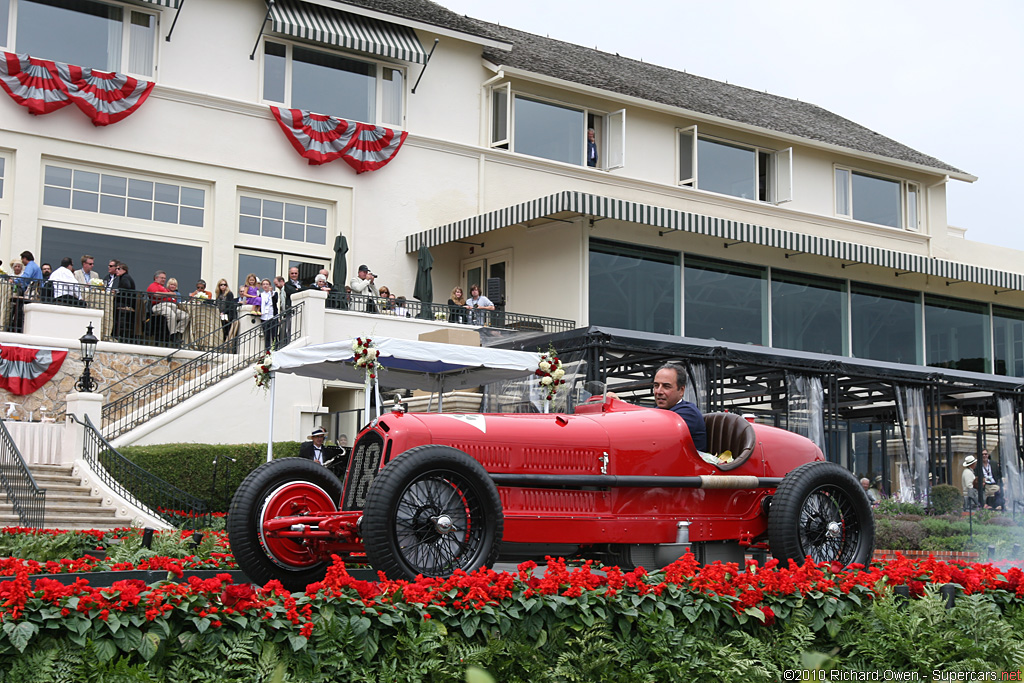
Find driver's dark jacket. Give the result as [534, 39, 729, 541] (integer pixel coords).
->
[669, 399, 707, 453]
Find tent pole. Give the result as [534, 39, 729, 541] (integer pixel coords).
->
[438, 375, 444, 412]
[267, 373, 276, 463]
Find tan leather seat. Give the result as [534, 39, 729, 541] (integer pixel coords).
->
[703, 412, 757, 471]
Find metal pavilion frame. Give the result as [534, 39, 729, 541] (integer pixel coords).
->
[495, 326, 1024, 493]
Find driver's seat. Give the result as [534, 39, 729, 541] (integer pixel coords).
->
[703, 412, 757, 471]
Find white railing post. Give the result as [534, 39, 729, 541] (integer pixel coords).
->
[61, 392, 104, 465]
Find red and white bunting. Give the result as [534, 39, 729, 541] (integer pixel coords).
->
[271, 106, 408, 173]
[0, 344, 68, 396]
[0, 53, 73, 115]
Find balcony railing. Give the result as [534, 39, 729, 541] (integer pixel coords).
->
[101, 304, 302, 441]
[0, 276, 241, 350]
[332, 292, 575, 334]
[0, 418, 46, 528]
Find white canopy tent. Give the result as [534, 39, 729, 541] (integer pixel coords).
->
[263, 338, 543, 460]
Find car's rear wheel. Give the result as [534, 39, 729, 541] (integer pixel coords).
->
[228, 458, 342, 591]
[362, 445, 503, 581]
[767, 461, 874, 567]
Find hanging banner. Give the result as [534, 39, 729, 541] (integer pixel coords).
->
[0, 344, 68, 396]
[0, 51, 154, 125]
[0, 53, 72, 115]
[54, 63, 155, 126]
[270, 106, 408, 173]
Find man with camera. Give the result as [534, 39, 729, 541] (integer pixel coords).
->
[349, 264, 379, 313]
[464, 283, 495, 325]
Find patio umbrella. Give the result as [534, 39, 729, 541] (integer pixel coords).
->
[413, 245, 433, 319]
[332, 235, 348, 290]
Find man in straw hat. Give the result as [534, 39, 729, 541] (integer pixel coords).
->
[299, 427, 328, 465]
[962, 454, 979, 509]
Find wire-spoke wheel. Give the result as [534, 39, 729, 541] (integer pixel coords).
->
[768, 462, 875, 567]
[362, 445, 503, 581]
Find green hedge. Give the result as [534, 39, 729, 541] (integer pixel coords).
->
[876, 511, 1024, 557]
[117, 442, 302, 513]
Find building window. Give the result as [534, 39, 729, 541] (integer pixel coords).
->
[850, 283, 921, 365]
[771, 270, 847, 355]
[262, 40, 404, 127]
[925, 295, 990, 373]
[684, 255, 767, 344]
[42, 164, 205, 227]
[677, 127, 792, 203]
[993, 306, 1024, 377]
[238, 194, 328, 246]
[0, 156, 5, 199]
[10, 0, 157, 77]
[835, 167, 919, 230]
[589, 239, 678, 335]
[490, 84, 625, 169]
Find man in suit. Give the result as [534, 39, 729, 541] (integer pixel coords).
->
[283, 266, 304, 309]
[299, 427, 328, 465]
[980, 449, 1003, 509]
[113, 261, 137, 342]
[105, 259, 119, 289]
[74, 254, 97, 285]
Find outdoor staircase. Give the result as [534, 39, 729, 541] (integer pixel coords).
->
[0, 464, 133, 531]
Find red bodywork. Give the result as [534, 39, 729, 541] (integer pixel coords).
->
[271, 398, 824, 560]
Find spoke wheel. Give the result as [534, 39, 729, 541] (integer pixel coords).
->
[362, 445, 503, 581]
[228, 458, 342, 591]
[768, 461, 875, 567]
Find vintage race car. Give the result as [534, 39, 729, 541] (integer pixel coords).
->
[228, 398, 875, 590]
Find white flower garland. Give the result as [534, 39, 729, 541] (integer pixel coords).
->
[535, 345, 566, 402]
[253, 350, 273, 390]
[352, 337, 381, 384]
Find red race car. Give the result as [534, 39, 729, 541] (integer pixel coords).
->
[228, 398, 875, 590]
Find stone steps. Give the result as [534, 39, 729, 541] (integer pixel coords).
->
[0, 464, 135, 530]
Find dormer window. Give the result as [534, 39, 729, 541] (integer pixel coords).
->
[2, 0, 157, 77]
[677, 127, 792, 204]
[834, 167, 920, 230]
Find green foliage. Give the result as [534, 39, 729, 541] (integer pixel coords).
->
[874, 517, 926, 551]
[116, 441, 302, 512]
[930, 484, 963, 515]
[875, 510, 1024, 557]
[874, 499, 926, 516]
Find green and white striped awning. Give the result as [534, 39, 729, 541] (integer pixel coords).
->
[135, 0, 181, 8]
[269, 0, 427, 64]
[406, 191, 1024, 291]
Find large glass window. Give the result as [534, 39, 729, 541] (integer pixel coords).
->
[239, 194, 328, 246]
[0, 156, 5, 198]
[513, 96, 584, 166]
[771, 270, 847, 355]
[14, 0, 156, 76]
[678, 127, 791, 203]
[684, 255, 767, 344]
[835, 167, 919, 230]
[43, 164, 205, 227]
[850, 283, 921, 364]
[925, 295, 990, 373]
[262, 40, 403, 126]
[993, 306, 1024, 377]
[0, 0, 9, 49]
[589, 239, 679, 335]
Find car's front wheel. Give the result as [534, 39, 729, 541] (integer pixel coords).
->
[767, 461, 875, 567]
[362, 445, 503, 581]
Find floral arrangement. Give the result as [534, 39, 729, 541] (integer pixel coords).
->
[252, 350, 273, 390]
[193, 292, 210, 300]
[352, 337, 381, 384]
[434, 311, 448, 321]
[89, 277, 105, 288]
[535, 344, 566, 401]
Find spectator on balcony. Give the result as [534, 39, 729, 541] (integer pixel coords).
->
[18, 251, 43, 292]
[259, 278, 279, 352]
[6, 260, 25, 331]
[190, 280, 213, 300]
[283, 267, 304, 309]
[112, 262, 136, 342]
[148, 270, 190, 344]
[73, 254, 97, 286]
[464, 284, 494, 325]
[447, 286, 467, 324]
[166, 278, 183, 301]
[393, 296, 411, 318]
[240, 273, 261, 310]
[377, 285, 392, 312]
[215, 279, 237, 342]
[105, 260, 119, 289]
[349, 265, 378, 312]
[40, 263, 52, 279]
[313, 272, 333, 293]
[9, 260, 23, 279]
[48, 257, 85, 306]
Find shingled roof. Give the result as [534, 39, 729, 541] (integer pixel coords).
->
[338, 0, 965, 175]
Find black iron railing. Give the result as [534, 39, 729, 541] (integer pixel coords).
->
[331, 293, 575, 334]
[101, 304, 302, 441]
[0, 419, 46, 528]
[71, 414, 208, 529]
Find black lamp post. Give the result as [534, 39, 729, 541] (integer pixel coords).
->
[75, 323, 99, 393]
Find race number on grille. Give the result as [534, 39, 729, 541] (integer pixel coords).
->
[342, 432, 384, 511]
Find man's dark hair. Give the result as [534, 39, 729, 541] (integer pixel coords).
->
[20, 251, 34, 261]
[60, 257, 73, 268]
[656, 363, 688, 390]
[117, 262, 129, 272]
